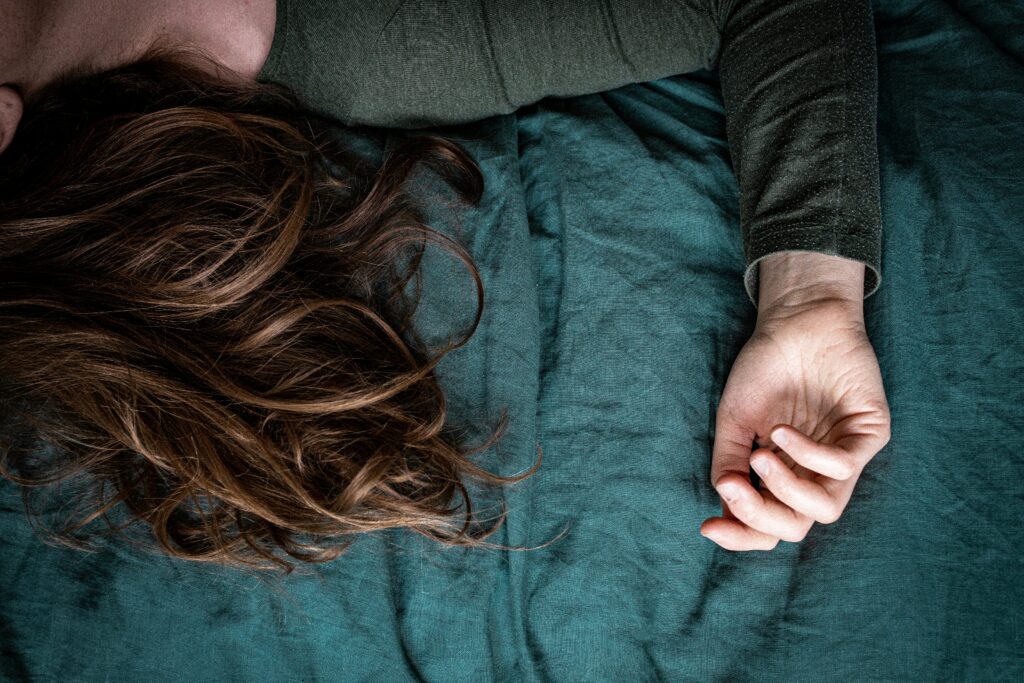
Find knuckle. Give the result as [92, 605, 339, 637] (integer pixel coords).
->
[762, 537, 780, 550]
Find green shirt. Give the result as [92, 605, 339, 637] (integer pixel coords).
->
[257, 0, 883, 306]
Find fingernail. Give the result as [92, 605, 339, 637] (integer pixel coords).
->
[772, 428, 789, 446]
[718, 482, 739, 503]
[751, 456, 770, 476]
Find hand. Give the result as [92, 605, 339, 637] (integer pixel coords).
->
[700, 252, 891, 551]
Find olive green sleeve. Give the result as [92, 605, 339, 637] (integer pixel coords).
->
[716, 0, 882, 305]
[258, 0, 883, 307]
[262, 0, 721, 128]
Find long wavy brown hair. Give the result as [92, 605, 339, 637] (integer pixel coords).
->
[0, 45, 544, 574]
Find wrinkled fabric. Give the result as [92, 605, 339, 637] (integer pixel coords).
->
[1, 1, 1022, 681]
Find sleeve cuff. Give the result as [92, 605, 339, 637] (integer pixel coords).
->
[742, 223, 882, 308]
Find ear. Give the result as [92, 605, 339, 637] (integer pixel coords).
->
[0, 86, 25, 155]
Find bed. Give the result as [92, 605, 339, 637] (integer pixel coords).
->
[1, 1, 1021, 680]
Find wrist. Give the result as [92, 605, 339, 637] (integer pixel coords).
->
[757, 251, 865, 320]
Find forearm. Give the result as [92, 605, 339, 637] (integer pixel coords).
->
[718, 0, 883, 307]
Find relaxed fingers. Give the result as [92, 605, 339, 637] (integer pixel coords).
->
[750, 448, 845, 524]
[770, 425, 861, 480]
[700, 517, 779, 551]
[712, 475, 812, 542]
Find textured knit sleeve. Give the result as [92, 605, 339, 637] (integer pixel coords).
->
[258, 0, 883, 307]
[715, 0, 883, 305]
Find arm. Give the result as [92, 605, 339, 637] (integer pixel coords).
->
[701, 0, 891, 550]
[715, 0, 883, 306]
[262, 0, 882, 305]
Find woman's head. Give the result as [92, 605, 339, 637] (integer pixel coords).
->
[0, 46, 541, 574]
[1, 0, 277, 155]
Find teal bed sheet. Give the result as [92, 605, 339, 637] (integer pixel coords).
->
[1, 1, 1022, 680]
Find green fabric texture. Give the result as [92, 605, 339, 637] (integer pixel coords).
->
[258, 0, 883, 307]
[1, 1, 1022, 681]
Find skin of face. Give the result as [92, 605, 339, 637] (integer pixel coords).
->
[0, 0, 276, 155]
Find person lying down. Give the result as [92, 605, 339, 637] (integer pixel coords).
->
[0, 0, 891, 573]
